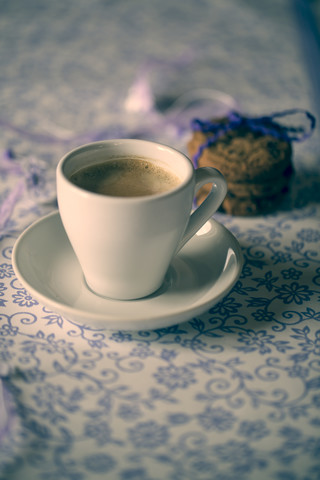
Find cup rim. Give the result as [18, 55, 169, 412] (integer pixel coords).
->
[56, 139, 195, 202]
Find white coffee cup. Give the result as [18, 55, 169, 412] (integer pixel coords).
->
[56, 139, 227, 300]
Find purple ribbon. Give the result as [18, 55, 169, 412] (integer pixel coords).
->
[191, 109, 316, 167]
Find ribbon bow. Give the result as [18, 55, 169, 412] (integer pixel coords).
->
[191, 109, 316, 167]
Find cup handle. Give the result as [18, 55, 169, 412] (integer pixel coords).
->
[177, 167, 227, 251]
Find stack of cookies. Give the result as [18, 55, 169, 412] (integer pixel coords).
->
[187, 117, 293, 215]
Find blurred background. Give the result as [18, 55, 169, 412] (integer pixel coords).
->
[0, 0, 318, 163]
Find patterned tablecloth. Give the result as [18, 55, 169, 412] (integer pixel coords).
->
[1, 0, 320, 479]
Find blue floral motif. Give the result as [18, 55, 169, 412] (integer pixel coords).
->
[274, 282, 314, 305]
[251, 309, 276, 323]
[253, 270, 278, 291]
[167, 412, 190, 425]
[12, 289, 39, 307]
[159, 348, 178, 361]
[237, 330, 277, 354]
[129, 344, 155, 359]
[238, 420, 270, 441]
[270, 251, 292, 264]
[119, 467, 151, 480]
[33, 383, 65, 408]
[84, 420, 119, 445]
[0, 282, 7, 306]
[0, 263, 14, 279]
[0, 322, 18, 337]
[297, 228, 320, 243]
[291, 327, 320, 356]
[110, 331, 133, 343]
[281, 268, 303, 280]
[153, 364, 196, 389]
[83, 453, 117, 473]
[128, 420, 170, 448]
[117, 403, 142, 422]
[312, 394, 320, 408]
[21, 330, 76, 364]
[42, 310, 66, 329]
[20, 367, 46, 383]
[197, 406, 236, 432]
[0, 336, 14, 362]
[209, 296, 242, 316]
[286, 364, 309, 379]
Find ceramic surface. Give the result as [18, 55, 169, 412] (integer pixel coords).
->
[56, 140, 227, 299]
[13, 212, 243, 330]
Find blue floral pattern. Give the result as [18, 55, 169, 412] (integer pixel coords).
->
[1, 0, 320, 478]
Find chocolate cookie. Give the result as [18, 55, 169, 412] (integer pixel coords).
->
[188, 116, 294, 215]
[188, 128, 292, 181]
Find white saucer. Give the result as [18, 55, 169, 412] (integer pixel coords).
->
[12, 211, 243, 331]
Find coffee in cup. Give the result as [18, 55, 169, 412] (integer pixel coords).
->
[69, 156, 181, 197]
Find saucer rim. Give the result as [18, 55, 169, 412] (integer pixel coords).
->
[12, 211, 243, 330]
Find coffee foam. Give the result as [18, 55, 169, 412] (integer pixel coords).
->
[70, 156, 181, 197]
